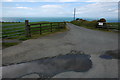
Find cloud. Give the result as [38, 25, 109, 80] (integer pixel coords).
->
[38, 4, 65, 16]
[16, 7, 32, 9]
[86, 0, 119, 2]
[2, 2, 118, 18]
[41, 5, 62, 8]
[2, 0, 119, 2]
[76, 2, 118, 18]
[59, 0, 79, 2]
[4, 0, 13, 2]
[114, 10, 118, 13]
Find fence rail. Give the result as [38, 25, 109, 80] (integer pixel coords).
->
[3, 26, 25, 30]
[2, 32, 25, 39]
[2, 25, 25, 39]
[2, 20, 66, 39]
[25, 20, 66, 37]
[3, 29, 25, 34]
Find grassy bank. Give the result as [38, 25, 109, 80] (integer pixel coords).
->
[71, 20, 119, 31]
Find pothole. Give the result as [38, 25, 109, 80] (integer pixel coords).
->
[3, 50, 92, 79]
[99, 50, 119, 59]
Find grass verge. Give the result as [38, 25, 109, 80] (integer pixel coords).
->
[2, 42, 19, 49]
[71, 20, 119, 32]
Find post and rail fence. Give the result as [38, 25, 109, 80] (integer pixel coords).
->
[25, 20, 66, 37]
[2, 20, 66, 39]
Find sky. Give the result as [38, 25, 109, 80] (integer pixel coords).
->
[1, 0, 120, 2]
[1, 0, 119, 19]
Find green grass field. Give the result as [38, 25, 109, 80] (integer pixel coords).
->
[2, 22, 65, 39]
[2, 22, 66, 48]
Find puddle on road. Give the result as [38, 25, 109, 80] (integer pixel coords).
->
[100, 54, 113, 59]
[99, 50, 119, 59]
[3, 50, 92, 79]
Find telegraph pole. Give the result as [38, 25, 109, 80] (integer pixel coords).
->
[74, 8, 76, 20]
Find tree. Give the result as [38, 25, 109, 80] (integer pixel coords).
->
[98, 18, 106, 22]
[76, 18, 80, 21]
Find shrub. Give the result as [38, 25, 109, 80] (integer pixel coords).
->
[71, 20, 98, 29]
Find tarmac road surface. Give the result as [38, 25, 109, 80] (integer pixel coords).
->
[2, 23, 118, 78]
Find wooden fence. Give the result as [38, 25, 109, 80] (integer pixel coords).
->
[2, 26, 25, 39]
[2, 20, 66, 39]
[25, 20, 66, 37]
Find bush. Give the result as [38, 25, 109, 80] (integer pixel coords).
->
[71, 20, 98, 29]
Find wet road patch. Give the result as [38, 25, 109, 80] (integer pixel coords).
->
[99, 54, 113, 59]
[100, 50, 119, 59]
[3, 50, 92, 79]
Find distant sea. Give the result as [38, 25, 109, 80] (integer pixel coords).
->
[0, 17, 118, 23]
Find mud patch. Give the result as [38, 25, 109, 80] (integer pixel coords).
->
[100, 50, 120, 59]
[2, 50, 92, 79]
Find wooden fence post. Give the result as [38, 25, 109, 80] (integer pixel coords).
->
[51, 23, 52, 32]
[64, 22, 66, 28]
[58, 23, 60, 30]
[40, 24, 42, 35]
[25, 20, 31, 37]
